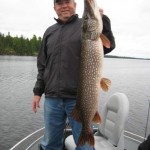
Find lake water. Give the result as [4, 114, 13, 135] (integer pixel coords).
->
[0, 56, 150, 150]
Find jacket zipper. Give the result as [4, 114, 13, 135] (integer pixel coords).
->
[58, 25, 64, 97]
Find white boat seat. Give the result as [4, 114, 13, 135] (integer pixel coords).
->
[65, 92, 129, 150]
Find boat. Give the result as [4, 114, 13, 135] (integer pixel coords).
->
[10, 92, 149, 150]
[10, 126, 144, 150]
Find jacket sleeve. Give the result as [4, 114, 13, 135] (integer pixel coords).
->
[33, 35, 47, 96]
[102, 15, 116, 55]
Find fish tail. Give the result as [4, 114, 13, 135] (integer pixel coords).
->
[77, 130, 94, 147]
[100, 78, 111, 91]
[71, 106, 81, 122]
[92, 111, 102, 123]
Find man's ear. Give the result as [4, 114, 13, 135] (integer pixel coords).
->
[74, 1, 77, 9]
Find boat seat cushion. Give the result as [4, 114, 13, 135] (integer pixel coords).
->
[94, 135, 115, 149]
[65, 135, 76, 150]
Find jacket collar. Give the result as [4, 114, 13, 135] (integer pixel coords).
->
[54, 14, 78, 24]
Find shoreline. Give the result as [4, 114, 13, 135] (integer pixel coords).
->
[0, 54, 149, 60]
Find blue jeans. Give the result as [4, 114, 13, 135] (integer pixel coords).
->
[40, 97, 95, 150]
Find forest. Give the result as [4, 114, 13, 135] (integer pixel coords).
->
[0, 32, 42, 56]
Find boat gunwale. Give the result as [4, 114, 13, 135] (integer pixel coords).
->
[26, 136, 44, 150]
[10, 127, 44, 150]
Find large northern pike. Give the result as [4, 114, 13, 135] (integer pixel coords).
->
[72, 0, 111, 147]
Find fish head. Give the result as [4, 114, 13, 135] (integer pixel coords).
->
[82, 0, 102, 39]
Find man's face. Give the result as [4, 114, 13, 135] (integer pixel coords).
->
[54, 0, 76, 22]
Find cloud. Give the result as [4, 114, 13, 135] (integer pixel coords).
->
[99, 0, 150, 58]
[0, 0, 55, 37]
[0, 0, 150, 58]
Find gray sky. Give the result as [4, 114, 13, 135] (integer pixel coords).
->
[0, 0, 150, 58]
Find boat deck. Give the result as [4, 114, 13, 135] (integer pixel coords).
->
[10, 127, 143, 150]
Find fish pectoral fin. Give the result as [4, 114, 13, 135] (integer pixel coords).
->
[92, 111, 102, 123]
[71, 106, 81, 122]
[100, 78, 111, 91]
[77, 130, 94, 147]
[100, 34, 111, 49]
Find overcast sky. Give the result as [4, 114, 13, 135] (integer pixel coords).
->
[0, 0, 150, 58]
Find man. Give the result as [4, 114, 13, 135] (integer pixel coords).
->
[32, 0, 115, 149]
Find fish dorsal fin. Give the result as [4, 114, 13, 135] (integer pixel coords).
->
[100, 34, 111, 48]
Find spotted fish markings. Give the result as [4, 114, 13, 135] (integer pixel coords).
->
[71, 0, 111, 147]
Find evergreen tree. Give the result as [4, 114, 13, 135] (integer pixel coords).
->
[0, 32, 42, 56]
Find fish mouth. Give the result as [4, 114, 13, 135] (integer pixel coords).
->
[86, 0, 96, 9]
[84, 0, 96, 18]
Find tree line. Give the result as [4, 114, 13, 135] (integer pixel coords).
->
[0, 32, 42, 56]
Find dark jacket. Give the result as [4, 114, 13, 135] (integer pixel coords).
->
[33, 14, 115, 98]
[138, 135, 150, 150]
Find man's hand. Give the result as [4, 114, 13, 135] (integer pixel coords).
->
[99, 8, 104, 16]
[32, 95, 41, 113]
